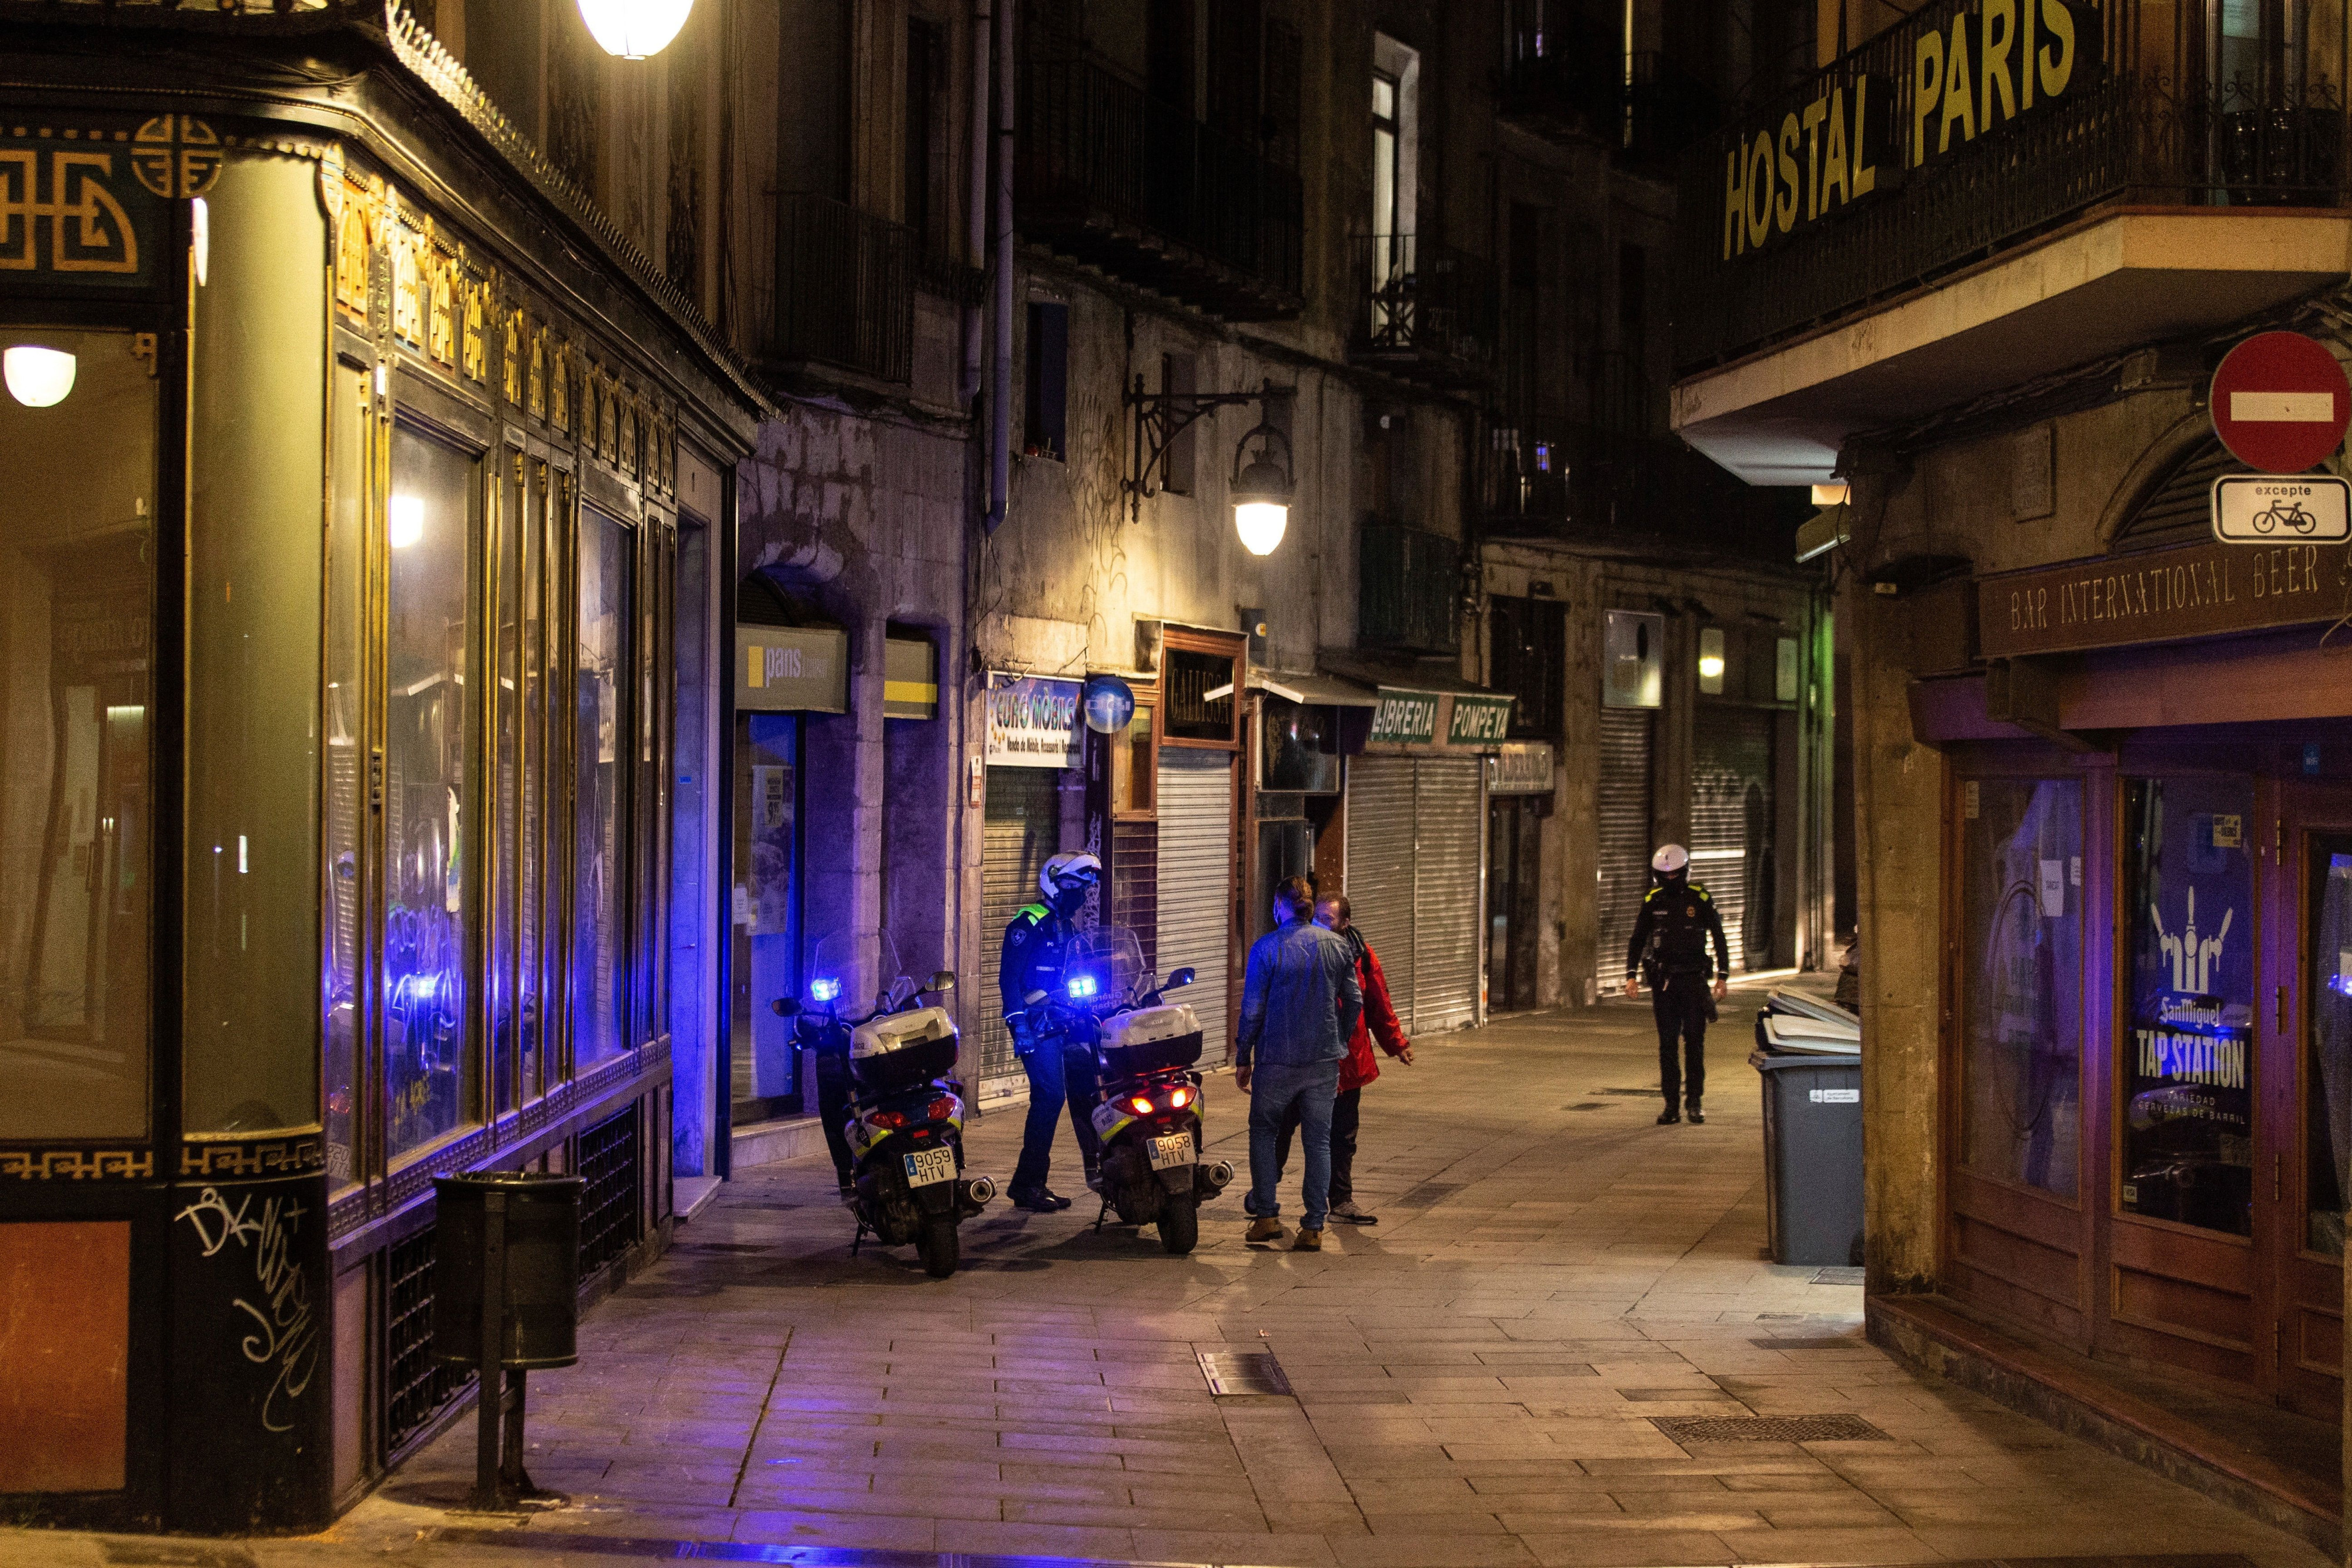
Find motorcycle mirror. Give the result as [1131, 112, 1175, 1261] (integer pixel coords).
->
[771, 996, 800, 1018]
[1166, 967, 1196, 989]
[928, 969, 957, 994]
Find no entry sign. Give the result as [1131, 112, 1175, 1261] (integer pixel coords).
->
[2210, 330, 2351, 473]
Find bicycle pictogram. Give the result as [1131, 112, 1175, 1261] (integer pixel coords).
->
[2252, 499, 2320, 534]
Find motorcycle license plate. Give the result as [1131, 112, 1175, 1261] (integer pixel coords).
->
[1147, 1132, 1194, 1171]
[903, 1146, 957, 1188]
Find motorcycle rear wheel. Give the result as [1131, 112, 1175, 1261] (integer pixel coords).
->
[1157, 1192, 1198, 1255]
[916, 1214, 960, 1278]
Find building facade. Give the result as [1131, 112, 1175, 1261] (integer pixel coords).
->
[1674, 0, 2352, 1548]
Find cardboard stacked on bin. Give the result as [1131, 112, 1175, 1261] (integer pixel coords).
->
[1752, 990, 1860, 1058]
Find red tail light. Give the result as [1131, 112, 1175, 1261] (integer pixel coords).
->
[927, 1095, 956, 1122]
[1168, 1085, 1194, 1108]
[870, 1109, 909, 1130]
[1127, 1095, 1155, 1116]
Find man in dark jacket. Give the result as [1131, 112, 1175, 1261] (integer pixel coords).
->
[1236, 877, 1361, 1251]
[1623, 843, 1729, 1125]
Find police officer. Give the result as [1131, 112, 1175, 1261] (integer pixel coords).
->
[1622, 844, 1729, 1125]
[1000, 851, 1105, 1210]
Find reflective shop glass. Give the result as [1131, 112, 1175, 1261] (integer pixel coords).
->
[1260, 698, 1339, 793]
[2122, 777, 2257, 1237]
[489, 458, 522, 1113]
[2307, 840, 2352, 1256]
[1957, 777, 2082, 1196]
[0, 329, 156, 1140]
[385, 422, 480, 1160]
[574, 505, 629, 1068]
[731, 713, 799, 1124]
[324, 365, 369, 1184]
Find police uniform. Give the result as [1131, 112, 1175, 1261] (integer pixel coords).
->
[1000, 901, 1104, 1199]
[1625, 875, 1730, 1117]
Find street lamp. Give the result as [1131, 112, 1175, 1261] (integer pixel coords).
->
[1228, 419, 1293, 557]
[576, 0, 693, 59]
[1123, 376, 1298, 555]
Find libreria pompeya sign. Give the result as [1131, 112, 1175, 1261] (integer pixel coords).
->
[1719, 0, 2089, 260]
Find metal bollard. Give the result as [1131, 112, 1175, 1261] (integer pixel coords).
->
[432, 1171, 583, 1510]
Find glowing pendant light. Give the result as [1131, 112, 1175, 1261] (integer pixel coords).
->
[576, 0, 693, 59]
[4, 345, 77, 408]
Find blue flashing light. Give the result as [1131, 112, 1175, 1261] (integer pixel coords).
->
[1067, 972, 1099, 1000]
[809, 977, 842, 1004]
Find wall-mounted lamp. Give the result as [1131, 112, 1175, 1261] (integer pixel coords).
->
[4, 345, 76, 408]
[1124, 375, 1297, 555]
[577, 0, 693, 58]
[1697, 627, 1727, 695]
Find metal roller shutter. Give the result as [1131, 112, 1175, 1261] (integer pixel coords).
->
[1596, 708, 1653, 985]
[1155, 748, 1235, 1065]
[1412, 757, 1484, 1034]
[978, 767, 1060, 1093]
[1690, 708, 1774, 972]
[1342, 756, 1416, 1021]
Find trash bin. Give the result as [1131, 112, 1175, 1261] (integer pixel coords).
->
[432, 1171, 584, 1369]
[1749, 1045, 1863, 1267]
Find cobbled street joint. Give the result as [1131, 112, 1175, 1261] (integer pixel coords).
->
[0, 0, 759, 1532]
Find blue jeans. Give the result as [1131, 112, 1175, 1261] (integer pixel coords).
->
[1248, 1058, 1340, 1231]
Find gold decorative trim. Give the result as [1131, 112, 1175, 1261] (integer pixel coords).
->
[180, 1136, 328, 1179]
[1, 1148, 155, 1181]
[130, 114, 220, 198]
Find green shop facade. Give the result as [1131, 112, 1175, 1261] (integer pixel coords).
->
[0, 2, 760, 1532]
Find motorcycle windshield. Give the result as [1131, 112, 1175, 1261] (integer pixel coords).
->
[806, 930, 906, 1017]
[1063, 926, 1148, 1009]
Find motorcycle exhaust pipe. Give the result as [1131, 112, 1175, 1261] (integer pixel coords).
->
[1196, 1159, 1234, 1198]
[960, 1175, 997, 1213]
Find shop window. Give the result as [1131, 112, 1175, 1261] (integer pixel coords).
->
[2122, 776, 2257, 1236]
[490, 454, 524, 1115]
[1024, 302, 1067, 462]
[520, 463, 556, 1104]
[1163, 647, 1235, 742]
[325, 365, 368, 1181]
[385, 422, 481, 1161]
[0, 329, 157, 1141]
[2308, 840, 2352, 1256]
[1957, 777, 2082, 1197]
[1111, 704, 1157, 814]
[731, 714, 800, 1125]
[574, 504, 632, 1069]
[1260, 698, 1339, 793]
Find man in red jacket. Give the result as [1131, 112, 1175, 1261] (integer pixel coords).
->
[1261, 892, 1413, 1223]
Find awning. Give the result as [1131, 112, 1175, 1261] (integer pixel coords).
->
[1246, 669, 1379, 708]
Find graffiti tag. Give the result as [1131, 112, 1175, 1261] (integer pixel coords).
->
[175, 1185, 319, 1433]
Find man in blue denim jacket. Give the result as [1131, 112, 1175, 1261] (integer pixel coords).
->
[1236, 877, 1362, 1251]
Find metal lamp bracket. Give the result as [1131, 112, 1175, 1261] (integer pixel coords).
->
[1123, 375, 1294, 523]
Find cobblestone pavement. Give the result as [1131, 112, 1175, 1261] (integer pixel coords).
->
[6, 982, 2331, 1568]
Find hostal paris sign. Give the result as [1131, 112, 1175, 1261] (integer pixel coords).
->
[1720, 0, 2088, 260]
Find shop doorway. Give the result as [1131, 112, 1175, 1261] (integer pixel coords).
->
[1487, 794, 1542, 1012]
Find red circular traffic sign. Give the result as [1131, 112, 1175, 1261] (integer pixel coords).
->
[2211, 330, 2351, 473]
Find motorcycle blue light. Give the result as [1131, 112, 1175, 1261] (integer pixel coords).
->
[1067, 973, 1098, 999]
[809, 977, 841, 1002]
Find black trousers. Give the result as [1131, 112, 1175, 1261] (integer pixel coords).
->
[1010, 1040, 1104, 1196]
[1275, 1085, 1362, 1206]
[1652, 973, 1710, 1109]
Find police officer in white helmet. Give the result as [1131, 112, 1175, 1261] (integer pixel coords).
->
[1622, 844, 1729, 1125]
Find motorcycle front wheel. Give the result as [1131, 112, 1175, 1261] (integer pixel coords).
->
[917, 1213, 960, 1278]
[1157, 1192, 1198, 1255]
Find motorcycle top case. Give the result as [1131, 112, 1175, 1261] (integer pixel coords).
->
[850, 1006, 960, 1095]
[1098, 1003, 1203, 1074]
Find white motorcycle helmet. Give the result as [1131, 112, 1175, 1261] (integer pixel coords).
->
[1040, 851, 1102, 905]
[1651, 844, 1689, 878]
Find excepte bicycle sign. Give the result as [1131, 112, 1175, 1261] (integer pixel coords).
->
[2210, 475, 2352, 544]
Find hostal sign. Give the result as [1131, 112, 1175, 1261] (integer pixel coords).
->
[1722, 0, 2088, 259]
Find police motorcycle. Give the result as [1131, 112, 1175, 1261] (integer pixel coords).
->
[1024, 927, 1234, 1254]
[772, 931, 995, 1277]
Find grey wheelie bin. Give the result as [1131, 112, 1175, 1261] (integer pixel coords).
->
[1748, 1045, 1863, 1267]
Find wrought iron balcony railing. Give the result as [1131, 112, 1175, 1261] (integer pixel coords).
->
[1675, 0, 2352, 370]
[772, 192, 915, 385]
[1502, 4, 1725, 172]
[1016, 54, 1304, 320]
[1349, 235, 1500, 387]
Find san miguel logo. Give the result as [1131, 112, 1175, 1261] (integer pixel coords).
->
[1721, 0, 2089, 260]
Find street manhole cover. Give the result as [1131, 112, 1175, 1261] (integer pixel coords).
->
[1653, 1413, 1889, 1443]
[1199, 1350, 1292, 1396]
[1812, 1266, 1865, 1285]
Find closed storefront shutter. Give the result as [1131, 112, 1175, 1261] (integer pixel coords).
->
[1596, 708, 1653, 985]
[1156, 748, 1235, 1065]
[1343, 755, 1417, 1021]
[978, 767, 1060, 1094]
[1690, 708, 1774, 971]
[1412, 757, 1484, 1034]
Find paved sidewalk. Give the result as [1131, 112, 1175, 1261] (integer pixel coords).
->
[5, 982, 2331, 1568]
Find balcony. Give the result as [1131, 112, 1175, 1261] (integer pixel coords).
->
[771, 193, 915, 385]
[1359, 521, 1461, 654]
[1348, 236, 1500, 389]
[1488, 420, 1806, 558]
[1015, 55, 1304, 321]
[1502, 4, 1723, 173]
[1671, 0, 2352, 484]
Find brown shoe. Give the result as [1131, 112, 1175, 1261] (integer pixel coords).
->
[1292, 1227, 1323, 1252]
[1245, 1216, 1287, 1245]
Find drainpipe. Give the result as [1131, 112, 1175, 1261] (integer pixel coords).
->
[963, 0, 991, 406]
[986, 0, 1014, 533]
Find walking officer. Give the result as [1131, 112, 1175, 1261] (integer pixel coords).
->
[1622, 844, 1729, 1125]
[999, 851, 1105, 1210]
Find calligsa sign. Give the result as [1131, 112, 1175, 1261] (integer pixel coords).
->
[1722, 0, 2090, 261]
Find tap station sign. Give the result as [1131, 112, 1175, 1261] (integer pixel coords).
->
[2209, 331, 2352, 544]
[1719, 0, 2088, 260]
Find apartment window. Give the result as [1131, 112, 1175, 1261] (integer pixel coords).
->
[1372, 72, 1401, 242]
[1490, 596, 1566, 743]
[1161, 352, 1197, 493]
[1025, 301, 1068, 462]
